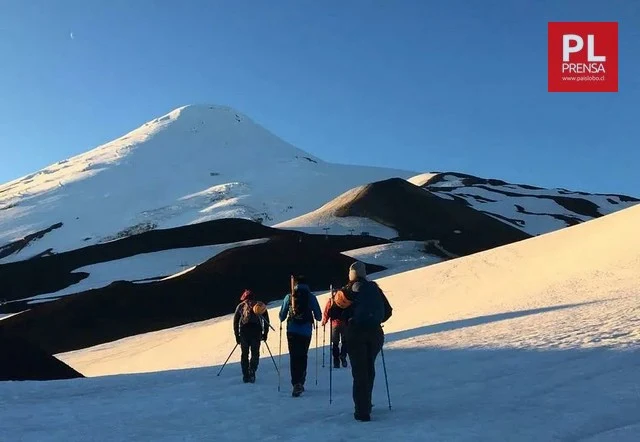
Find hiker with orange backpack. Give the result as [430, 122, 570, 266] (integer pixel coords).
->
[321, 290, 349, 368]
[233, 289, 270, 383]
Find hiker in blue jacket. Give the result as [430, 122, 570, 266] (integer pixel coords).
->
[279, 275, 322, 397]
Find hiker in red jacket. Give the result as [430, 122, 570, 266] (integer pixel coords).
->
[321, 290, 349, 368]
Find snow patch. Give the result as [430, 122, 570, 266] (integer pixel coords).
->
[420, 176, 638, 236]
[275, 185, 399, 238]
[0, 311, 25, 321]
[341, 241, 443, 275]
[22, 239, 269, 302]
[407, 172, 438, 187]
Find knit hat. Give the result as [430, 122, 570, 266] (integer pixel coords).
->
[348, 261, 366, 281]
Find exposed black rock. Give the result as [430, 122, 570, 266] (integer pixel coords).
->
[331, 178, 531, 256]
[0, 232, 387, 354]
[0, 332, 84, 381]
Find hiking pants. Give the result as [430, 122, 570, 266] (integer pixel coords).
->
[346, 324, 384, 416]
[240, 326, 261, 377]
[287, 332, 312, 386]
[331, 322, 348, 360]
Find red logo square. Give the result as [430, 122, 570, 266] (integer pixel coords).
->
[548, 22, 618, 92]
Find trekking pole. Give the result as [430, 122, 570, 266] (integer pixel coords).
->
[323, 284, 331, 369]
[216, 343, 238, 376]
[380, 346, 391, 410]
[263, 341, 279, 375]
[315, 320, 319, 385]
[329, 322, 333, 404]
[322, 323, 326, 368]
[278, 322, 282, 392]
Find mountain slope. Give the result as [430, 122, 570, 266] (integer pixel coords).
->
[0, 218, 283, 303]
[59, 197, 640, 376]
[6, 201, 633, 441]
[0, 105, 413, 263]
[414, 171, 639, 235]
[276, 178, 532, 256]
[0, 231, 387, 354]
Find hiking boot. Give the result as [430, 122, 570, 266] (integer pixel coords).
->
[333, 358, 340, 369]
[242, 375, 249, 383]
[341, 356, 348, 368]
[292, 383, 304, 397]
[354, 413, 371, 422]
[248, 369, 256, 383]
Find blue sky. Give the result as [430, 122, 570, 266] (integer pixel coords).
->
[1, 0, 638, 195]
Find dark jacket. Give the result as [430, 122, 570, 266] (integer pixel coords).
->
[342, 278, 392, 326]
[233, 301, 270, 339]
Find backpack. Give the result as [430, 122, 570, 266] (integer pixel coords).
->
[288, 286, 313, 324]
[240, 300, 262, 327]
[349, 280, 385, 326]
[327, 298, 345, 320]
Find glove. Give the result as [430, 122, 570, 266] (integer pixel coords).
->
[235, 335, 241, 345]
[262, 333, 268, 342]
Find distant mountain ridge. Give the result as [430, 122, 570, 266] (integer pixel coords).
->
[414, 172, 638, 235]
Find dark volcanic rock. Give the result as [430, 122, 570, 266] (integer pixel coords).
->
[0, 219, 287, 302]
[332, 178, 531, 256]
[0, 332, 84, 381]
[0, 232, 387, 354]
[0, 222, 63, 261]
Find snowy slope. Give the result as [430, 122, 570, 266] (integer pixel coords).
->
[0, 105, 413, 263]
[58, 202, 640, 374]
[418, 172, 639, 235]
[341, 241, 444, 276]
[11, 205, 633, 440]
[275, 184, 400, 238]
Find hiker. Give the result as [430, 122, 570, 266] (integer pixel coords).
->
[278, 275, 322, 397]
[233, 289, 270, 383]
[337, 261, 392, 421]
[321, 290, 348, 368]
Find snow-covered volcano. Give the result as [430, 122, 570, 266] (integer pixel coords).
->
[0, 105, 413, 263]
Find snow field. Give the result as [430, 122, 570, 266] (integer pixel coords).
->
[5, 204, 630, 440]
